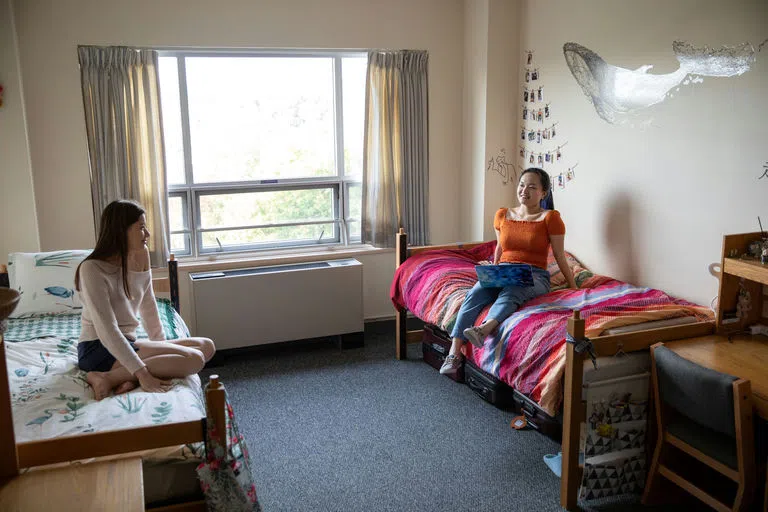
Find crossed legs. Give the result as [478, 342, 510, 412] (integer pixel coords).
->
[87, 337, 216, 400]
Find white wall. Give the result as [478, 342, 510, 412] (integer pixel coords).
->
[515, 0, 768, 306]
[12, 0, 466, 322]
[0, 0, 38, 258]
[483, 0, 521, 241]
[461, 0, 489, 242]
[13, 0, 464, 251]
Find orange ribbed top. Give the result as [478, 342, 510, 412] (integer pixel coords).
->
[493, 208, 566, 269]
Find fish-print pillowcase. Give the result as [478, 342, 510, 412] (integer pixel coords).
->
[7, 250, 91, 317]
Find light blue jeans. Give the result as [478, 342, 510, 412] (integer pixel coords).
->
[450, 266, 551, 341]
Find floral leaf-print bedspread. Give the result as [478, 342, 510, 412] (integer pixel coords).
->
[5, 301, 205, 462]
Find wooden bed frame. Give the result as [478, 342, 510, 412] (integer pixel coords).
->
[0, 255, 221, 512]
[393, 229, 716, 510]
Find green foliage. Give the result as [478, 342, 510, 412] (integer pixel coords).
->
[55, 394, 86, 422]
[152, 401, 173, 424]
[114, 394, 147, 414]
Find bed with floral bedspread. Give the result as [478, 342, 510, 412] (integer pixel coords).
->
[4, 298, 205, 462]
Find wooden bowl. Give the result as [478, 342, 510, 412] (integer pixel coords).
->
[0, 287, 21, 322]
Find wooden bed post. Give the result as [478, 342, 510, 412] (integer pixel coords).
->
[395, 229, 408, 360]
[561, 310, 585, 511]
[168, 254, 180, 314]
[205, 375, 227, 449]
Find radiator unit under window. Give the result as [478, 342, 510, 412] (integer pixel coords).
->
[190, 259, 363, 350]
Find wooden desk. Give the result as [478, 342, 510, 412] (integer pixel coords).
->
[666, 334, 768, 419]
[666, 333, 768, 511]
[0, 457, 143, 511]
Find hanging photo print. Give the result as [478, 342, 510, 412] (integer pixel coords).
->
[522, 49, 577, 189]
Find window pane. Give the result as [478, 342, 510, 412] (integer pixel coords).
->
[202, 224, 336, 251]
[168, 195, 185, 231]
[348, 221, 361, 241]
[199, 189, 335, 230]
[342, 57, 366, 177]
[347, 183, 361, 220]
[158, 57, 186, 185]
[170, 233, 188, 255]
[185, 57, 336, 183]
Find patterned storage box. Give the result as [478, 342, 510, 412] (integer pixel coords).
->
[580, 371, 650, 501]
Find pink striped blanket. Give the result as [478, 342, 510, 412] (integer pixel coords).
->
[390, 242, 713, 416]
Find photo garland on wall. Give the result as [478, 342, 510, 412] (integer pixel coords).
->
[520, 50, 578, 190]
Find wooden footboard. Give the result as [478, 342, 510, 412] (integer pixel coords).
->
[559, 312, 715, 510]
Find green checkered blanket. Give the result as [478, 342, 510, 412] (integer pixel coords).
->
[4, 298, 187, 342]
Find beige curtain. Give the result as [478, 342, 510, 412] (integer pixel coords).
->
[362, 50, 429, 248]
[78, 46, 169, 267]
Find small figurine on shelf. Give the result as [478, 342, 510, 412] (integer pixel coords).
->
[762, 246, 768, 265]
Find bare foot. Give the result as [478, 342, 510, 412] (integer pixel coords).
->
[86, 372, 113, 400]
[114, 381, 137, 395]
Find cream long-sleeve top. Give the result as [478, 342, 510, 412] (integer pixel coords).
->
[78, 259, 166, 374]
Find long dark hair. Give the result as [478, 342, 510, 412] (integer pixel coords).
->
[75, 199, 145, 298]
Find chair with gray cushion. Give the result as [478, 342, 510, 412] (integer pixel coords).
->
[642, 343, 755, 511]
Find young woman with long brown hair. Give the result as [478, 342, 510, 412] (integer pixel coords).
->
[76, 200, 215, 400]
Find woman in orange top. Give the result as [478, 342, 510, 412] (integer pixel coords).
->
[440, 168, 578, 375]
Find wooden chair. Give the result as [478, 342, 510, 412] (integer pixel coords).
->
[643, 342, 755, 512]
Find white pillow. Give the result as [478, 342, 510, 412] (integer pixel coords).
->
[7, 250, 92, 317]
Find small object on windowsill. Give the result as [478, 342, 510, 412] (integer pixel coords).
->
[761, 247, 768, 265]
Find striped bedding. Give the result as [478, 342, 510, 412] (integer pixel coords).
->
[391, 242, 713, 416]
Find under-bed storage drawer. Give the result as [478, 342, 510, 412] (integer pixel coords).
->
[464, 360, 515, 409]
[465, 360, 562, 440]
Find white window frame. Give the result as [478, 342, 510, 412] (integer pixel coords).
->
[159, 49, 365, 258]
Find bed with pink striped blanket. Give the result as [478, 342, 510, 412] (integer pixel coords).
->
[390, 241, 713, 416]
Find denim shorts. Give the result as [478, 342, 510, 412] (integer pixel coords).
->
[77, 339, 139, 373]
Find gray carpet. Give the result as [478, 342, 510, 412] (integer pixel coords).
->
[200, 321, 677, 512]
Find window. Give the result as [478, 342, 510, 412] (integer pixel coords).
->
[158, 51, 366, 257]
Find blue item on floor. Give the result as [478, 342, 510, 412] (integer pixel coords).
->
[543, 452, 584, 478]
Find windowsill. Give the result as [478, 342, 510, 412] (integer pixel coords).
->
[169, 244, 393, 273]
